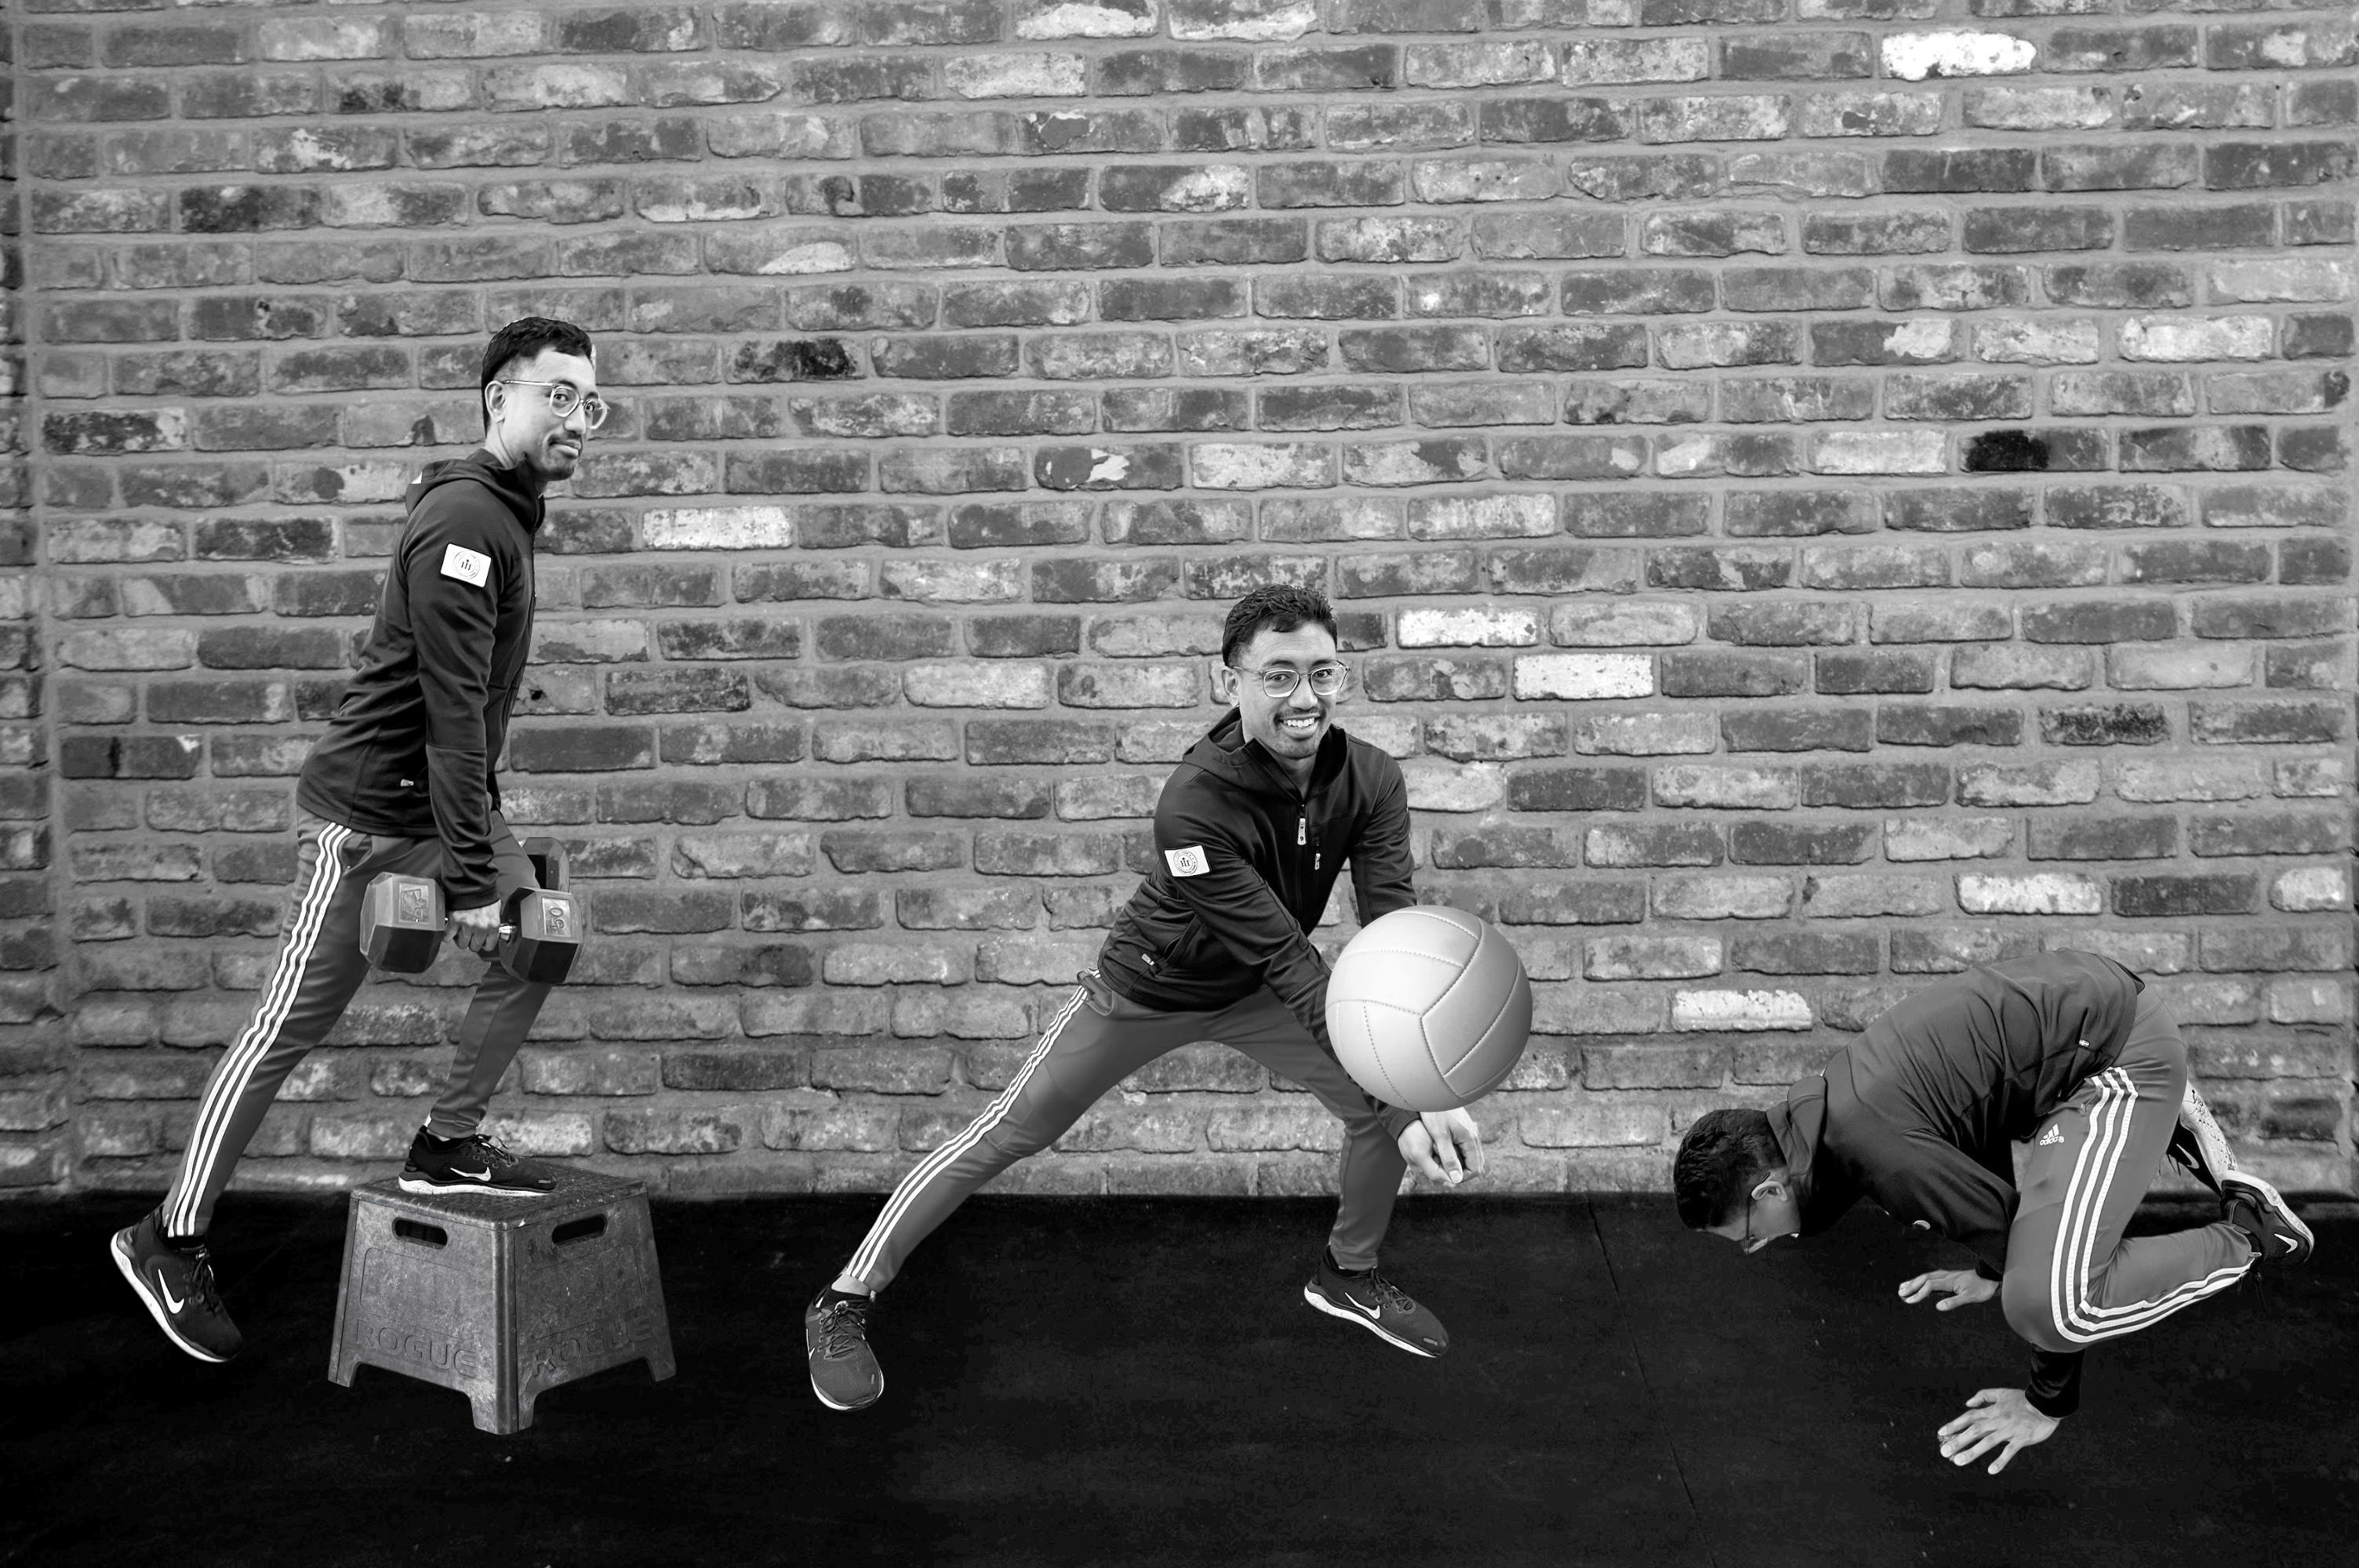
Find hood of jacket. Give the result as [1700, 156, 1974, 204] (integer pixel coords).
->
[1180, 708, 1350, 800]
[408, 448, 543, 535]
[1769, 1073, 1854, 1238]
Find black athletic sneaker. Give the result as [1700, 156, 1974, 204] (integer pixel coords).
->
[398, 1128, 558, 1197]
[1303, 1250, 1449, 1359]
[111, 1210, 244, 1363]
[805, 1291, 884, 1412]
[2222, 1171, 2314, 1266]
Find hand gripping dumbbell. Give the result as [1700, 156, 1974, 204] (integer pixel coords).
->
[358, 872, 445, 974]
[360, 840, 579, 978]
[496, 837, 580, 985]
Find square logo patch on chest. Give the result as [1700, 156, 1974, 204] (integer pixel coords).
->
[1164, 846, 1209, 878]
[441, 543, 491, 587]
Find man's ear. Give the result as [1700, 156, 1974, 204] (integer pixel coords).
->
[1211, 662, 1237, 703]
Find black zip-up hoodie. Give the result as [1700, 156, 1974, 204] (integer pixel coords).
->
[1769, 950, 2147, 1417]
[1099, 713, 1419, 1134]
[296, 451, 542, 909]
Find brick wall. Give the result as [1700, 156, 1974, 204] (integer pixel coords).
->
[3, 2, 2353, 1202]
[4, 17, 58, 1189]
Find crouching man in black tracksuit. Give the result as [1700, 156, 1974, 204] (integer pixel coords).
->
[1675, 951, 2314, 1473]
[111, 318, 607, 1363]
[804, 585, 1485, 1412]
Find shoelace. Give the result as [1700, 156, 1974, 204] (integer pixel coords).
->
[814, 1300, 871, 1357]
[454, 1134, 521, 1171]
[182, 1245, 226, 1314]
[1350, 1271, 1416, 1316]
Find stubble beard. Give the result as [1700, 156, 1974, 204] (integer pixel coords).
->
[1271, 710, 1325, 755]
[528, 434, 580, 488]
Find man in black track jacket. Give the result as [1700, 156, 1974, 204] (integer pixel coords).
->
[1676, 951, 2314, 1473]
[112, 318, 605, 1364]
[804, 585, 1488, 1413]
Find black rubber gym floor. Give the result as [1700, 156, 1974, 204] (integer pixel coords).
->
[5, 1193, 2353, 1567]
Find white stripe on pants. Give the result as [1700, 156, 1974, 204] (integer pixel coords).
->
[2001, 996, 2255, 1355]
[845, 981, 1092, 1287]
[2048, 1069, 2248, 1345]
[162, 823, 351, 1236]
[838, 975, 1412, 1294]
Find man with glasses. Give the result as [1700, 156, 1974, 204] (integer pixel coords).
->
[111, 318, 602, 1362]
[805, 584, 1486, 1411]
[1673, 951, 2312, 1474]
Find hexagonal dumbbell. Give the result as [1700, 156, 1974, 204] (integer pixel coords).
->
[497, 837, 580, 984]
[358, 873, 446, 974]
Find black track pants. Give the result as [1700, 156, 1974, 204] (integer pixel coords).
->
[842, 972, 1411, 1293]
[159, 811, 550, 1237]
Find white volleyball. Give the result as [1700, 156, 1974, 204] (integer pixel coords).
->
[1325, 906, 1533, 1114]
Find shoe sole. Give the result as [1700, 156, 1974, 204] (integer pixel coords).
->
[395, 1175, 551, 1198]
[2172, 1084, 2237, 1191]
[2223, 1172, 2315, 1261]
[109, 1230, 233, 1365]
[1302, 1283, 1445, 1360]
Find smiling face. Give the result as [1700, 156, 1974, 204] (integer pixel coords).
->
[1220, 620, 1342, 785]
[483, 346, 598, 491]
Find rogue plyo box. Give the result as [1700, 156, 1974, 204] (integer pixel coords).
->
[327, 1167, 675, 1433]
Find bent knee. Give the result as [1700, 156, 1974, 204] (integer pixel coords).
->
[2001, 1272, 2074, 1354]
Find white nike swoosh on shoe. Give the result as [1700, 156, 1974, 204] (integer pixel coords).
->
[113, 1236, 230, 1365]
[157, 1272, 185, 1314]
[1342, 1292, 1384, 1321]
[2280, 1235, 2300, 1253]
[449, 1167, 492, 1181]
[1303, 1283, 1442, 1359]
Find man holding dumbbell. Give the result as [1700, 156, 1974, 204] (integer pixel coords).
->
[111, 318, 601, 1364]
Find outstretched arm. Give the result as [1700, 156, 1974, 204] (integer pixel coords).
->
[1347, 765, 1415, 924]
[1155, 800, 1334, 1051]
[405, 489, 505, 913]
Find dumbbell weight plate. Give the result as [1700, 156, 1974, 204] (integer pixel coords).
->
[497, 889, 580, 984]
[360, 873, 445, 974]
[521, 836, 567, 894]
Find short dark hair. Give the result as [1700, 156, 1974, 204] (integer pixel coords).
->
[481, 317, 594, 423]
[1221, 584, 1337, 666]
[1673, 1107, 1783, 1230]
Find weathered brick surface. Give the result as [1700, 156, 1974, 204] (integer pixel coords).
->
[4, 3, 2352, 1200]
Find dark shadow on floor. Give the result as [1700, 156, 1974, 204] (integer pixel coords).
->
[4, 1194, 2352, 1567]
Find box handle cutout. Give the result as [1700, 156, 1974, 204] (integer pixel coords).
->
[392, 1218, 447, 1247]
[552, 1214, 606, 1245]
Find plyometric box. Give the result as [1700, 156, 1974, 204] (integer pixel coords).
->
[327, 1167, 676, 1433]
